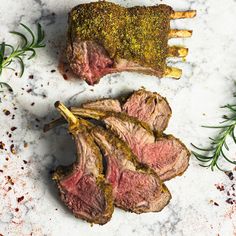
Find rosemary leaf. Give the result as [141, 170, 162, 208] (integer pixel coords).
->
[0, 23, 45, 92]
[192, 94, 236, 171]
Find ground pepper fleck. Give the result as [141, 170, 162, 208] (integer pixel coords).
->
[3, 109, 10, 116]
[10, 127, 17, 131]
[17, 196, 24, 203]
[0, 141, 5, 149]
[10, 144, 16, 154]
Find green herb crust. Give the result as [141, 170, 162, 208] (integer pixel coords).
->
[68, 2, 173, 75]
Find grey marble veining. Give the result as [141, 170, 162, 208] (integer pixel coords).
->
[0, 0, 236, 235]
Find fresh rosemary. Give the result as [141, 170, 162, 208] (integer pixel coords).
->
[0, 23, 45, 90]
[192, 102, 236, 171]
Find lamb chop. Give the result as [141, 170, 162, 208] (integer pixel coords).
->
[67, 2, 196, 85]
[47, 103, 171, 214]
[90, 126, 171, 213]
[82, 89, 171, 133]
[69, 108, 190, 181]
[52, 102, 114, 225]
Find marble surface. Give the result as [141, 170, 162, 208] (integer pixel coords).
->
[0, 0, 236, 235]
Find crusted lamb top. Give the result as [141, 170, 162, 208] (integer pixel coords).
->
[68, 2, 173, 74]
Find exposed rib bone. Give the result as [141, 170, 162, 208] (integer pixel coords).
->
[168, 46, 188, 57]
[170, 10, 197, 19]
[168, 29, 192, 38]
[164, 67, 182, 79]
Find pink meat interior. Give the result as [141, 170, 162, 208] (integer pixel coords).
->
[60, 170, 107, 218]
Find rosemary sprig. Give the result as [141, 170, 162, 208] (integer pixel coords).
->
[0, 23, 45, 90]
[192, 103, 236, 171]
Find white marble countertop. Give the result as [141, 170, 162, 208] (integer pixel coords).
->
[0, 0, 236, 235]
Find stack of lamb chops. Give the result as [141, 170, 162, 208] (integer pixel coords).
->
[45, 89, 190, 225]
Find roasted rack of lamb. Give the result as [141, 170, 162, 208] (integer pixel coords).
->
[45, 89, 190, 224]
[66, 2, 196, 84]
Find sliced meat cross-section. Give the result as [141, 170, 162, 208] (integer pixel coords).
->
[91, 126, 171, 213]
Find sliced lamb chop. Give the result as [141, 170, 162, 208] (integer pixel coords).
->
[81, 89, 171, 133]
[70, 108, 190, 181]
[122, 89, 171, 133]
[52, 102, 114, 225]
[90, 126, 171, 213]
[67, 2, 196, 85]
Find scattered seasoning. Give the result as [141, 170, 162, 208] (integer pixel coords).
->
[15, 72, 18, 76]
[226, 198, 234, 205]
[215, 184, 225, 191]
[0, 141, 5, 149]
[215, 174, 236, 208]
[23, 160, 28, 164]
[31, 102, 35, 106]
[51, 69, 56, 73]
[23, 142, 28, 148]
[27, 88, 32, 93]
[3, 109, 10, 116]
[13, 107, 17, 110]
[42, 94, 47, 98]
[232, 184, 235, 191]
[21, 167, 24, 170]
[5, 157, 9, 161]
[15, 208, 19, 212]
[6, 176, 14, 185]
[10, 144, 16, 154]
[8, 187, 12, 191]
[210, 199, 219, 206]
[0, 169, 3, 173]
[35, 118, 40, 122]
[11, 114, 15, 120]
[17, 196, 24, 203]
[10, 127, 17, 132]
[29, 75, 34, 79]
[225, 171, 234, 181]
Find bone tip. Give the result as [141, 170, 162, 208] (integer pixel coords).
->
[43, 124, 49, 133]
[192, 10, 197, 17]
[54, 101, 61, 108]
